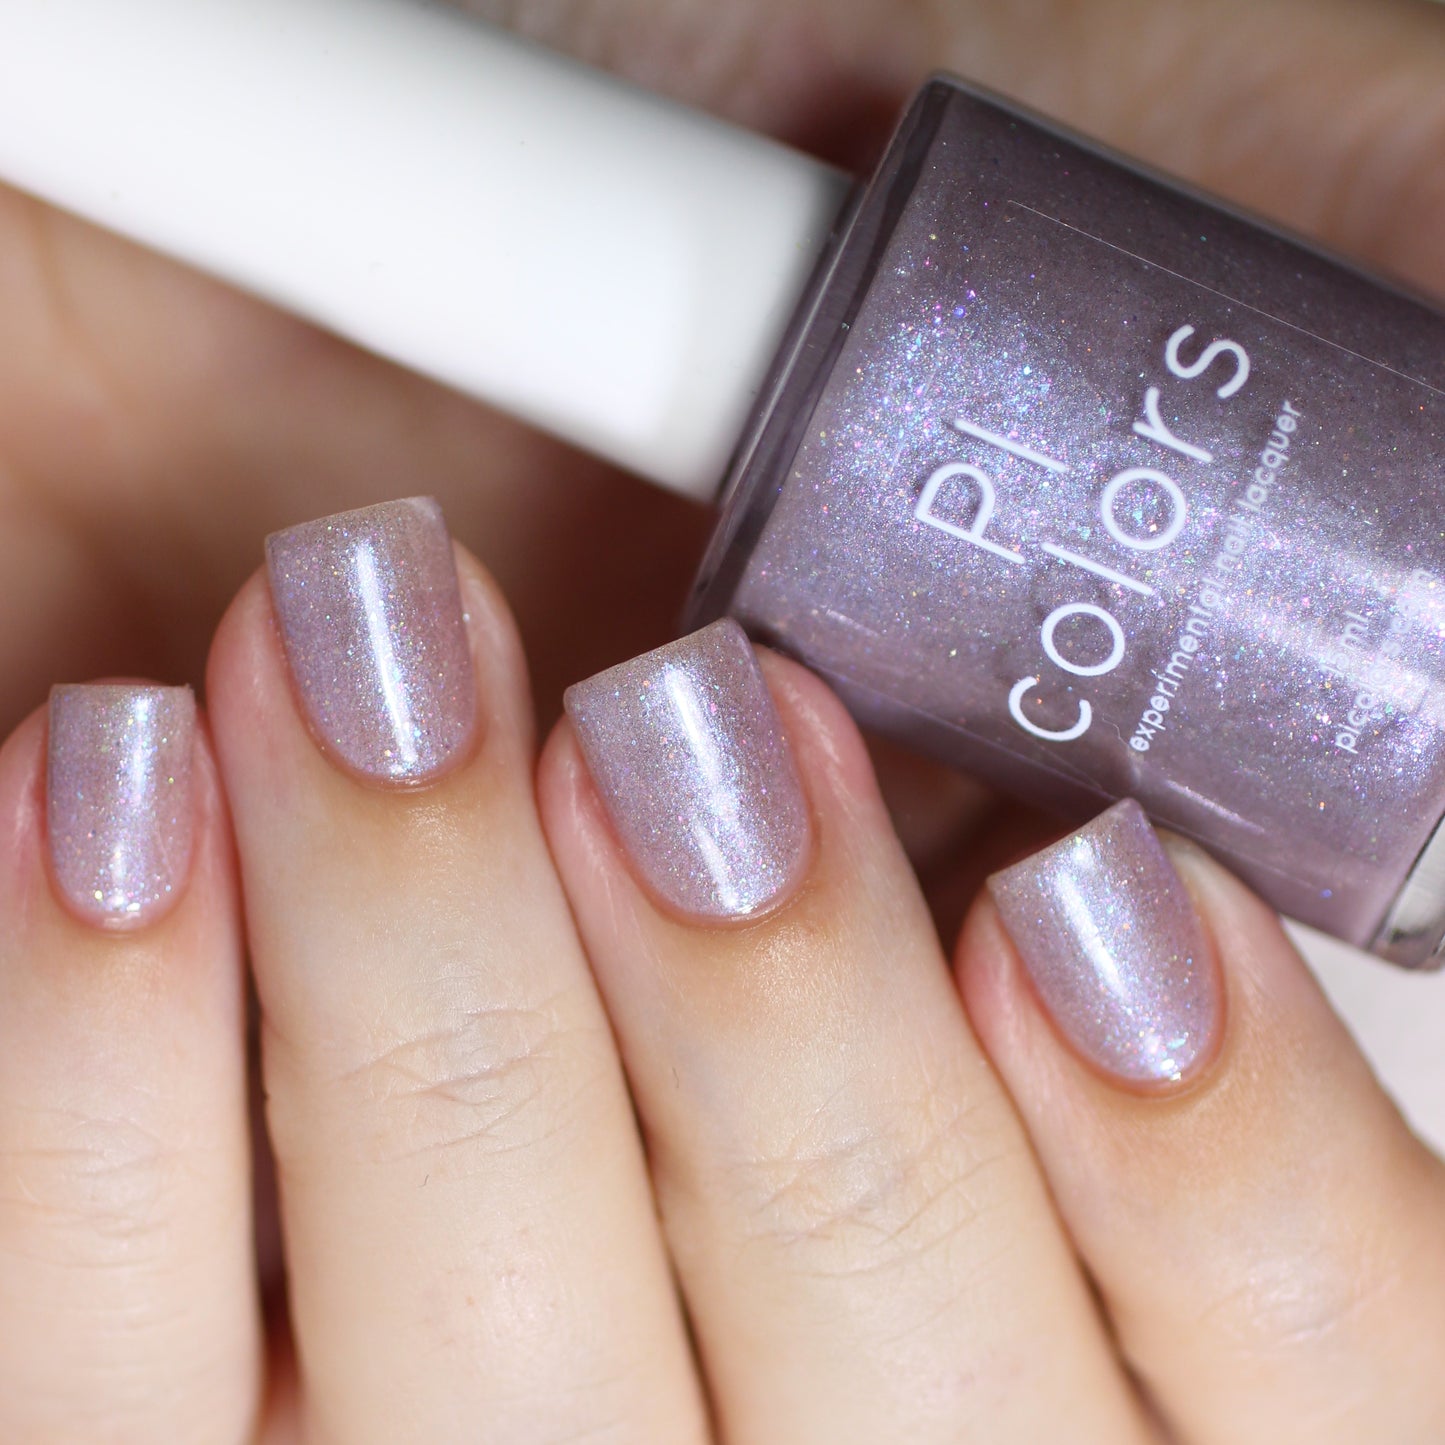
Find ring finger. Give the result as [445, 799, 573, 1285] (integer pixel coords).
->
[540, 620, 1156, 1443]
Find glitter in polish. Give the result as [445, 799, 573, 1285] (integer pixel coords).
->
[988, 800, 1222, 1086]
[47, 684, 196, 928]
[565, 619, 812, 921]
[265, 497, 476, 784]
[691, 79, 1445, 963]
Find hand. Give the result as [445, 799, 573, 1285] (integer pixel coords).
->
[0, 1, 1442, 1441]
[2, 492, 1444, 1442]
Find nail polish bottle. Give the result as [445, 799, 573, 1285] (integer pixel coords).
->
[689, 79, 1445, 967]
[3, 2, 1442, 964]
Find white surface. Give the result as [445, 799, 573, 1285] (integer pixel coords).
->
[1292, 924, 1445, 1154]
[0, 0, 848, 500]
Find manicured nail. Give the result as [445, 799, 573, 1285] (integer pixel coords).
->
[988, 800, 1222, 1087]
[47, 684, 197, 928]
[265, 497, 476, 785]
[565, 619, 812, 921]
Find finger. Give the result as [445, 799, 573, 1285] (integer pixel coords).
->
[540, 620, 1155, 1444]
[207, 498, 707, 1444]
[959, 801, 1445, 1443]
[0, 686, 260, 1442]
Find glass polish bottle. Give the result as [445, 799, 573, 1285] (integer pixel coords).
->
[1, 1, 1442, 964]
[689, 78, 1445, 967]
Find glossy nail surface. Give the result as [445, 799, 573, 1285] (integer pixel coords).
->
[47, 684, 197, 928]
[988, 800, 1222, 1086]
[565, 619, 811, 920]
[266, 497, 476, 784]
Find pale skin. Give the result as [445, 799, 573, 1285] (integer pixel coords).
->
[0, 1, 1443, 1441]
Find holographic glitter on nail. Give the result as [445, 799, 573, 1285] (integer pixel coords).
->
[47, 684, 196, 929]
[690, 78, 1445, 964]
[266, 496, 476, 785]
[989, 800, 1222, 1087]
[565, 619, 812, 921]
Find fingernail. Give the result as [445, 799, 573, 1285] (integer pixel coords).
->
[988, 800, 1223, 1087]
[565, 618, 812, 921]
[47, 684, 197, 929]
[265, 497, 476, 785]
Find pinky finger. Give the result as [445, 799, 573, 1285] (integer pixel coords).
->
[0, 686, 261, 1443]
[957, 801, 1445, 1445]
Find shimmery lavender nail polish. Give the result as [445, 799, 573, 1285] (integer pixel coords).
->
[565, 619, 811, 920]
[690, 78, 1445, 968]
[47, 684, 197, 929]
[988, 800, 1221, 1086]
[265, 496, 476, 785]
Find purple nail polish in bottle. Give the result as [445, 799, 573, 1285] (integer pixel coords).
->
[11, 12, 1444, 964]
[688, 81, 1445, 967]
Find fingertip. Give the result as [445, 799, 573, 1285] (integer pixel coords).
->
[971, 802, 1224, 1094]
[0, 680, 239, 954]
[954, 811, 1445, 1441]
[45, 683, 201, 932]
[956, 817, 1359, 1110]
[209, 515, 539, 807]
[546, 621, 918, 939]
[557, 621, 814, 925]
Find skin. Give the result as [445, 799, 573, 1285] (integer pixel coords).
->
[0, 0, 1442, 1441]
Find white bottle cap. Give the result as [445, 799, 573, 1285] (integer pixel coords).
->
[0, 0, 851, 500]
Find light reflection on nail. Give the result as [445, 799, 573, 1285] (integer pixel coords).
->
[47, 684, 196, 928]
[989, 800, 1222, 1086]
[265, 497, 475, 785]
[565, 619, 812, 921]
